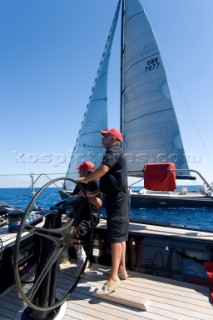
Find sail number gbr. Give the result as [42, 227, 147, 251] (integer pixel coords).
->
[145, 57, 160, 72]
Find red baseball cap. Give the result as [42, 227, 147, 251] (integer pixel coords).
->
[100, 128, 122, 141]
[76, 161, 95, 170]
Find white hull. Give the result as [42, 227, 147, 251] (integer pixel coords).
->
[130, 191, 213, 208]
[59, 189, 213, 208]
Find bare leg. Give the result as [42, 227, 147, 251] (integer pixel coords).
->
[72, 227, 84, 253]
[73, 239, 82, 252]
[118, 241, 127, 274]
[107, 242, 122, 286]
[73, 239, 86, 260]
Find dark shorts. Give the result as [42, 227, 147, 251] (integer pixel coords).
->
[75, 211, 100, 239]
[105, 192, 130, 243]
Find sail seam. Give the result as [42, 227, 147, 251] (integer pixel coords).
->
[125, 11, 144, 26]
[97, 71, 108, 81]
[125, 107, 173, 124]
[90, 98, 107, 102]
[78, 145, 104, 149]
[80, 130, 104, 136]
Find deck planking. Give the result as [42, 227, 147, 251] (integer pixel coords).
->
[0, 262, 212, 320]
[1, 220, 213, 319]
[1, 218, 213, 250]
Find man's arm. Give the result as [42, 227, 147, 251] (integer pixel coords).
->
[77, 164, 110, 184]
[77, 188, 102, 208]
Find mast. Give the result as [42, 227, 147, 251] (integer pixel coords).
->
[120, 0, 124, 138]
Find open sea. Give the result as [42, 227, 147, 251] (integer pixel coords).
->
[1, 187, 213, 232]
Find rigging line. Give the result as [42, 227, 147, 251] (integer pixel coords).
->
[0, 173, 66, 209]
[4, 173, 46, 206]
[168, 67, 213, 170]
[0, 173, 66, 176]
[0, 173, 32, 176]
[39, 173, 63, 187]
[128, 178, 144, 187]
[40, 174, 73, 199]
[7, 174, 72, 210]
[124, 107, 173, 124]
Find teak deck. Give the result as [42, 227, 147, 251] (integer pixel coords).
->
[0, 263, 212, 320]
[0, 220, 213, 319]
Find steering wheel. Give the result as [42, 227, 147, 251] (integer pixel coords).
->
[14, 177, 93, 312]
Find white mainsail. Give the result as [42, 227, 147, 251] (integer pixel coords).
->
[121, 0, 189, 177]
[64, 1, 121, 189]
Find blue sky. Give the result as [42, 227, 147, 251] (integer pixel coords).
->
[0, 0, 213, 188]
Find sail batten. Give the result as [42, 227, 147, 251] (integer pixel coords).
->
[124, 107, 174, 125]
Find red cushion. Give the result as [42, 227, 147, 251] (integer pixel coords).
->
[144, 163, 176, 191]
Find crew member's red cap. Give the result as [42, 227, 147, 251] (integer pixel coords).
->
[76, 161, 95, 170]
[100, 128, 122, 141]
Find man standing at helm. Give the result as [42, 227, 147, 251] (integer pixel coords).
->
[78, 128, 130, 295]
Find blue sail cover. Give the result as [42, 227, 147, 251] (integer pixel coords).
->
[121, 0, 189, 176]
[65, 1, 121, 189]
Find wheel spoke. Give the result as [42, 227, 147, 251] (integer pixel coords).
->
[23, 218, 75, 247]
[14, 177, 94, 312]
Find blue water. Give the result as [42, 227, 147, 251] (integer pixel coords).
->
[0, 188, 61, 210]
[1, 188, 213, 232]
